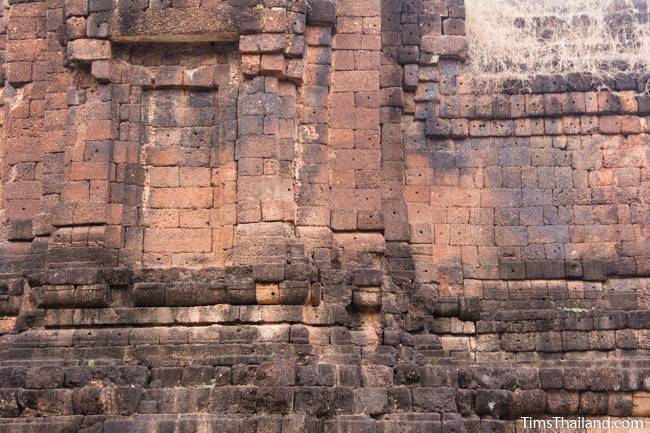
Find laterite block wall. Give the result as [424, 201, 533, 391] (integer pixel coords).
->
[0, 0, 649, 431]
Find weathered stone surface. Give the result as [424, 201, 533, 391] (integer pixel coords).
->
[0, 0, 649, 429]
[110, 6, 252, 42]
[67, 39, 111, 61]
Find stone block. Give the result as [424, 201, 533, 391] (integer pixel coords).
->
[351, 288, 381, 312]
[420, 35, 468, 58]
[67, 39, 111, 62]
[580, 392, 608, 415]
[547, 390, 579, 415]
[475, 390, 512, 418]
[412, 387, 456, 412]
[633, 392, 650, 416]
[239, 34, 286, 54]
[306, 0, 335, 24]
[0, 391, 20, 417]
[609, 393, 634, 416]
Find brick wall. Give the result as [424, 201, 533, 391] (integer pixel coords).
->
[0, 2, 5, 246]
[422, 83, 650, 283]
[378, 0, 650, 294]
[1, 0, 650, 431]
[140, 88, 221, 266]
[3, 0, 47, 242]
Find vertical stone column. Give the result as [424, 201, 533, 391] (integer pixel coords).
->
[40, 0, 70, 244]
[233, 76, 298, 265]
[294, 24, 333, 263]
[330, 0, 383, 239]
[210, 59, 239, 263]
[329, 1, 383, 247]
[380, 0, 414, 284]
[40, 31, 116, 268]
[233, 1, 307, 266]
[52, 62, 117, 266]
[396, 0, 466, 295]
[0, 1, 5, 246]
[0, 0, 18, 329]
[113, 58, 143, 268]
[330, 0, 384, 310]
[3, 0, 47, 245]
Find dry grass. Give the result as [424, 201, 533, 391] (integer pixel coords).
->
[464, 0, 650, 92]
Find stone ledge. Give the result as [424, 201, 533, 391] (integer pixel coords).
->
[109, 7, 255, 44]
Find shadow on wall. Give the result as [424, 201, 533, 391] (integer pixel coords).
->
[0, 209, 6, 246]
[420, 115, 650, 283]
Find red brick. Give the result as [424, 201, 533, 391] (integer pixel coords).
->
[260, 54, 286, 77]
[179, 209, 211, 228]
[619, 91, 638, 113]
[73, 202, 108, 224]
[6, 199, 42, 219]
[155, 66, 184, 86]
[237, 199, 262, 223]
[329, 108, 356, 129]
[329, 91, 355, 108]
[354, 129, 380, 148]
[362, 17, 380, 35]
[332, 149, 380, 170]
[337, 0, 380, 17]
[286, 59, 304, 83]
[236, 135, 278, 159]
[182, 66, 213, 87]
[148, 188, 213, 209]
[148, 167, 179, 187]
[620, 115, 643, 134]
[68, 162, 111, 181]
[261, 7, 288, 33]
[330, 129, 354, 149]
[353, 108, 379, 129]
[305, 26, 332, 46]
[144, 228, 212, 253]
[65, 0, 88, 17]
[331, 209, 357, 230]
[332, 34, 361, 50]
[331, 70, 379, 92]
[6, 40, 46, 62]
[66, 16, 87, 40]
[332, 51, 355, 70]
[599, 115, 622, 134]
[239, 34, 285, 54]
[261, 200, 285, 221]
[179, 167, 211, 187]
[360, 35, 380, 50]
[431, 187, 480, 207]
[337, 17, 362, 33]
[85, 120, 113, 140]
[354, 50, 380, 70]
[420, 35, 467, 58]
[61, 181, 89, 202]
[4, 181, 41, 200]
[67, 39, 111, 62]
[146, 148, 182, 167]
[6, 62, 32, 84]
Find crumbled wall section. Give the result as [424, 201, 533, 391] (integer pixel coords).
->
[1, 0, 650, 431]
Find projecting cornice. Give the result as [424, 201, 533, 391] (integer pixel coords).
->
[109, 5, 249, 43]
